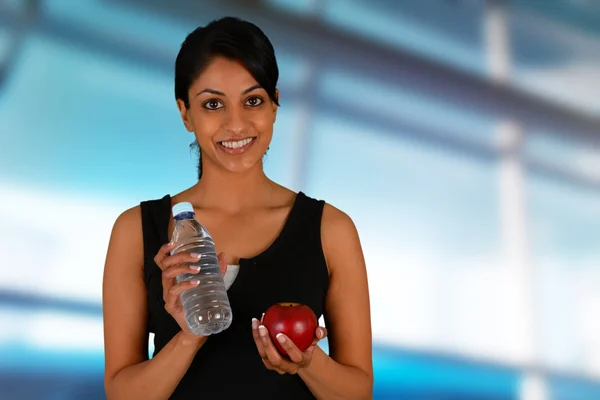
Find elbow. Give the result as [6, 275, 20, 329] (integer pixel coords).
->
[337, 364, 373, 400]
[104, 369, 125, 400]
[104, 381, 114, 400]
[104, 375, 117, 400]
[104, 379, 128, 400]
[358, 370, 374, 400]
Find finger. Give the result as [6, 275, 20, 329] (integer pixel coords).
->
[160, 251, 202, 270]
[165, 279, 199, 311]
[251, 318, 267, 360]
[258, 325, 292, 370]
[153, 242, 177, 265]
[161, 263, 201, 280]
[316, 327, 328, 340]
[275, 333, 304, 364]
[308, 326, 328, 348]
[217, 252, 228, 276]
[160, 260, 200, 297]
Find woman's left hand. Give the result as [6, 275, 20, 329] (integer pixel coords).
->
[251, 316, 327, 375]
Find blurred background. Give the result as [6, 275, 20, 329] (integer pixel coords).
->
[1, 0, 600, 399]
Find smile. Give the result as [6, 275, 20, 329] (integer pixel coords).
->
[218, 137, 256, 154]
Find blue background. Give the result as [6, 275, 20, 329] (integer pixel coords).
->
[1, 0, 600, 399]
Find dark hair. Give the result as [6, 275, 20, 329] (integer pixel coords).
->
[174, 17, 280, 179]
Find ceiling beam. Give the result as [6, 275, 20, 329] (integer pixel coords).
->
[3, 0, 600, 143]
[102, 0, 600, 143]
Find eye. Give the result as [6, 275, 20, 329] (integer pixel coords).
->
[203, 99, 223, 110]
[245, 96, 263, 107]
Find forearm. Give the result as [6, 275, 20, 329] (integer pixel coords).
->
[106, 331, 206, 400]
[298, 347, 373, 400]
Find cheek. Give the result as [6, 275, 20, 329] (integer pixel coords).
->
[191, 113, 220, 139]
[252, 111, 276, 135]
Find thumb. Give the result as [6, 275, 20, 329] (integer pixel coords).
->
[316, 327, 328, 340]
[217, 252, 229, 276]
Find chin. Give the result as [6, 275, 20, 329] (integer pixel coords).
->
[222, 158, 263, 175]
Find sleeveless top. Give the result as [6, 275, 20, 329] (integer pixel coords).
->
[140, 192, 330, 399]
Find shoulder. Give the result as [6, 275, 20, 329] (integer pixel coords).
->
[319, 201, 363, 274]
[110, 205, 143, 246]
[111, 193, 170, 241]
[103, 205, 146, 286]
[321, 202, 358, 244]
[114, 204, 141, 227]
[298, 192, 359, 245]
[321, 202, 357, 238]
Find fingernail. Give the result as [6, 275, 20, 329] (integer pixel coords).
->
[252, 318, 258, 329]
[258, 325, 267, 337]
[276, 333, 285, 344]
[261, 313, 265, 322]
[190, 265, 200, 271]
[191, 280, 200, 285]
[191, 253, 201, 259]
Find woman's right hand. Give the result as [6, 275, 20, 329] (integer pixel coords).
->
[153, 242, 228, 338]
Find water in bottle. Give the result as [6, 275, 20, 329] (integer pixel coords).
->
[170, 202, 232, 336]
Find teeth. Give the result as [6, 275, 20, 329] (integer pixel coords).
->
[221, 138, 253, 149]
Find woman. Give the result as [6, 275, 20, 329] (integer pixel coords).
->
[102, 16, 373, 399]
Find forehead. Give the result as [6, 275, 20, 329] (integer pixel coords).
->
[192, 57, 258, 91]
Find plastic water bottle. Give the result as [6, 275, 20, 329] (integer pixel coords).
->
[170, 202, 232, 336]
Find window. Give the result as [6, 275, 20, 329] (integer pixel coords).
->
[322, 0, 487, 76]
[528, 174, 600, 377]
[510, 5, 600, 116]
[305, 113, 519, 362]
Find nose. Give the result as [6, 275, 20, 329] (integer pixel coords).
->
[222, 104, 249, 135]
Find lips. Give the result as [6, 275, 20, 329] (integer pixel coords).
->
[217, 137, 256, 154]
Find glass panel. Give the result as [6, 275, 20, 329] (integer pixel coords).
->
[528, 174, 600, 377]
[264, 0, 319, 15]
[44, 0, 194, 52]
[305, 114, 525, 363]
[0, 307, 104, 373]
[264, 99, 304, 189]
[547, 374, 600, 400]
[275, 49, 313, 93]
[509, 5, 600, 116]
[0, 183, 122, 301]
[318, 69, 497, 146]
[322, 0, 487, 75]
[0, 26, 13, 74]
[2, 0, 28, 14]
[525, 132, 600, 182]
[0, 32, 192, 196]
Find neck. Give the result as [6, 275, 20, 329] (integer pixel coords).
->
[191, 163, 277, 213]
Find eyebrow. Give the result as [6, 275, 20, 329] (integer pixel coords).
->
[195, 84, 263, 97]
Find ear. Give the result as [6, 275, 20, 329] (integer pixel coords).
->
[272, 89, 279, 122]
[177, 99, 193, 132]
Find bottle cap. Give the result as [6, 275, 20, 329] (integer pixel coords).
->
[172, 202, 194, 218]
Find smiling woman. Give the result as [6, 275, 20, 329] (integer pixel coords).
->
[180, 58, 277, 174]
[174, 18, 280, 180]
[101, 16, 373, 400]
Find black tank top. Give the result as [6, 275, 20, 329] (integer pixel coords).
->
[140, 192, 329, 399]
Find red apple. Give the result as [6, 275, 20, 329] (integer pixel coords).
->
[262, 302, 318, 356]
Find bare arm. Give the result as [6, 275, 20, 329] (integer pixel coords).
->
[102, 206, 207, 400]
[297, 204, 374, 399]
